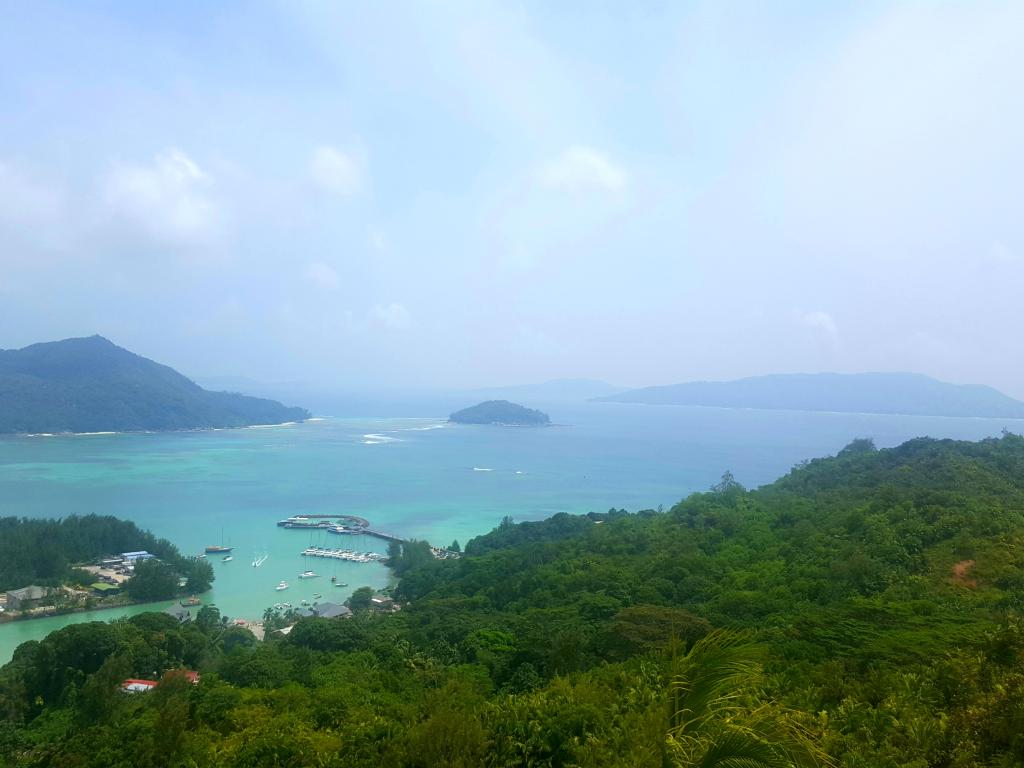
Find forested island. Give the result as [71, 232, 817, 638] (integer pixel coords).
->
[0, 516, 213, 617]
[0, 335, 310, 434]
[599, 371, 1024, 418]
[449, 400, 551, 425]
[3, 433, 1024, 765]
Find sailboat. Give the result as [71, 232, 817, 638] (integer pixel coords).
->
[205, 528, 232, 554]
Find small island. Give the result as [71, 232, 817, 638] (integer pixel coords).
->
[448, 400, 550, 426]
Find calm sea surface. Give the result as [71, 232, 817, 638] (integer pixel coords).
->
[0, 402, 1019, 663]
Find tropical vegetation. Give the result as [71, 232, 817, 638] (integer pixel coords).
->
[3, 433, 1024, 766]
[0, 515, 213, 599]
[449, 400, 551, 426]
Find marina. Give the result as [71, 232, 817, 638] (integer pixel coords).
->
[302, 546, 386, 563]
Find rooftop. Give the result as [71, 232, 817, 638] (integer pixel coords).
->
[7, 585, 50, 601]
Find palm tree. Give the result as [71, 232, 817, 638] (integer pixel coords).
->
[665, 630, 831, 768]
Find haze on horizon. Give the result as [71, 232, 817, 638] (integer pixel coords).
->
[1, 2, 1022, 397]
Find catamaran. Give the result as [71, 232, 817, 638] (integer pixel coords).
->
[298, 570, 318, 579]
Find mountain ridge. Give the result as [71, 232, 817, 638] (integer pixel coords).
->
[0, 335, 310, 434]
[596, 371, 1024, 419]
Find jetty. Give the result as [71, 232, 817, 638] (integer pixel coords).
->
[277, 514, 370, 530]
[280, 515, 459, 560]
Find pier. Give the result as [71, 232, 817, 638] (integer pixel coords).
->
[280, 515, 459, 560]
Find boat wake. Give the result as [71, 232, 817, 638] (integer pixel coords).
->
[363, 433, 401, 445]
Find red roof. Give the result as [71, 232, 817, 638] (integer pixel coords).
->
[122, 679, 158, 692]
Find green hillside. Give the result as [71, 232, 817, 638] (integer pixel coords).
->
[0, 336, 310, 433]
[449, 400, 550, 425]
[3, 434, 1024, 766]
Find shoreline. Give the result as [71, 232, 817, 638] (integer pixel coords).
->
[6, 418, 322, 439]
[0, 594, 207, 624]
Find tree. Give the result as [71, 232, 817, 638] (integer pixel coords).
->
[450, 540, 461, 553]
[711, 471, 745, 496]
[196, 604, 221, 634]
[185, 558, 214, 594]
[347, 586, 374, 613]
[125, 559, 179, 601]
[665, 630, 829, 767]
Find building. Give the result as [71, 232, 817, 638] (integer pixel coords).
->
[164, 606, 192, 623]
[315, 602, 352, 619]
[91, 582, 119, 596]
[370, 593, 400, 612]
[296, 602, 352, 620]
[6, 585, 51, 611]
[122, 679, 158, 693]
[121, 551, 154, 563]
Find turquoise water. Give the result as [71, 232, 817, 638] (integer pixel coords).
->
[1, 402, 1020, 663]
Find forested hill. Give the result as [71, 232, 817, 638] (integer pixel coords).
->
[4, 433, 1024, 766]
[0, 336, 310, 433]
[598, 371, 1024, 418]
[449, 399, 550, 425]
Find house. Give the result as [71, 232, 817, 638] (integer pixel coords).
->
[370, 593, 399, 612]
[91, 582, 119, 596]
[315, 602, 352, 619]
[295, 602, 352, 620]
[6, 585, 52, 611]
[164, 606, 191, 623]
[122, 679, 158, 693]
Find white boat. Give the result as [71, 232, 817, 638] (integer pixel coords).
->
[275, 581, 289, 591]
[223, 556, 233, 562]
[298, 570, 318, 579]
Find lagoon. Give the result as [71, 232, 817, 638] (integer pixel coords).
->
[1, 402, 1019, 663]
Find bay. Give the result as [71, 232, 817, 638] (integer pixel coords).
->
[0, 401, 1019, 663]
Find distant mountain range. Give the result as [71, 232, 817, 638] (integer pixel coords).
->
[596, 372, 1024, 419]
[0, 336, 310, 434]
[467, 378, 625, 403]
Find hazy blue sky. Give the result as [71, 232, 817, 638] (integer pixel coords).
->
[1, 1, 1022, 394]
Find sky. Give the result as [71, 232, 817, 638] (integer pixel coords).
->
[1, 1, 1022, 396]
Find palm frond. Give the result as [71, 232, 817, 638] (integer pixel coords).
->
[669, 629, 766, 735]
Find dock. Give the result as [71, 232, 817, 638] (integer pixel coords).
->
[302, 547, 386, 563]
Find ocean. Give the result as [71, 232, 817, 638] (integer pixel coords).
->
[0, 401, 1019, 663]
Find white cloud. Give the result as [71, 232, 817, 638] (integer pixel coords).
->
[101, 149, 218, 245]
[799, 310, 838, 338]
[538, 146, 626, 192]
[305, 261, 341, 290]
[371, 302, 411, 330]
[310, 146, 361, 195]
